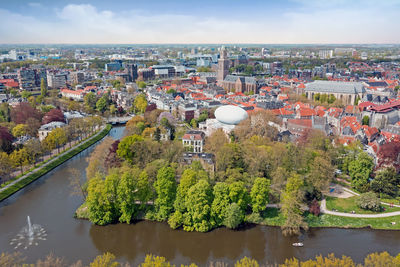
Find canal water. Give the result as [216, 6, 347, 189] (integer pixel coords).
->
[1, 126, 400, 266]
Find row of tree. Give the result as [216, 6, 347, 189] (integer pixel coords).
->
[86, 161, 271, 232]
[0, 116, 103, 180]
[2, 250, 400, 266]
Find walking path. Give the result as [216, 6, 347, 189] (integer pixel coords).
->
[0, 126, 106, 195]
[320, 199, 400, 218]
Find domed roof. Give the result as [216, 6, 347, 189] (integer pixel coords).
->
[215, 105, 248, 125]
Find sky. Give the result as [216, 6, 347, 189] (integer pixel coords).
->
[0, 0, 400, 44]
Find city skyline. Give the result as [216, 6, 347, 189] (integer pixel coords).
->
[1, 0, 400, 44]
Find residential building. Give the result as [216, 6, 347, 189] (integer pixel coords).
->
[18, 68, 36, 90]
[60, 89, 85, 101]
[138, 68, 155, 81]
[181, 152, 215, 175]
[38, 121, 66, 141]
[47, 71, 67, 89]
[71, 71, 85, 84]
[125, 63, 138, 82]
[182, 130, 205, 153]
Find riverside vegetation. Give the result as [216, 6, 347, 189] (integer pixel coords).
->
[75, 109, 400, 235]
[2, 251, 400, 266]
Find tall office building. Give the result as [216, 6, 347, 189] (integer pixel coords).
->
[217, 47, 230, 84]
[125, 63, 138, 82]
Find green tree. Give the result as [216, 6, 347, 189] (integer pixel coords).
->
[190, 118, 197, 128]
[371, 167, 400, 197]
[228, 181, 249, 211]
[0, 152, 11, 179]
[40, 78, 48, 97]
[154, 166, 177, 221]
[89, 252, 119, 267]
[104, 171, 120, 220]
[10, 148, 30, 174]
[134, 94, 148, 114]
[168, 169, 198, 229]
[109, 104, 117, 115]
[139, 254, 173, 267]
[21, 91, 31, 99]
[250, 177, 270, 214]
[44, 127, 68, 154]
[137, 171, 152, 209]
[223, 202, 244, 229]
[328, 94, 336, 104]
[307, 155, 334, 193]
[281, 173, 308, 236]
[117, 169, 138, 223]
[116, 135, 144, 163]
[235, 257, 259, 267]
[349, 152, 374, 192]
[84, 92, 97, 111]
[12, 124, 27, 137]
[362, 116, 370, 126]
[96, 96, 108, 113]
[86, 173, 119, 226]
[137, 81, 147, 89]
[184, 179, 213, 232]
[24, 139, 42, 166]
[211, 182, 231, 227]
[86, 176, 109, 225]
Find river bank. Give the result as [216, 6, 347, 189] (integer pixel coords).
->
[0, 124, 112, 202]
[75, 201, 400, 232]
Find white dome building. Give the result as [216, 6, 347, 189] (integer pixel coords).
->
[215, 105, 248, 125]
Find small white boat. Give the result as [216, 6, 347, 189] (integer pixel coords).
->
[292, 242, 304, 247]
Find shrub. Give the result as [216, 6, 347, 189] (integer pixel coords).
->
[357, 192, 381, 212]
[309, 199, 320, 216]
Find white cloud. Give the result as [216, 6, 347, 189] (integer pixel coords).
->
[0, 3, 399, 44]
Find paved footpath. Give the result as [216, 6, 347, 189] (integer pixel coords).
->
[0, 126, 106, 195]
[320, 199, 400, 218]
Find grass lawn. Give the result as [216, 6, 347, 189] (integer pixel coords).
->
[306, 212, 400, 230]
[325, 196, 400, 214]
[381, 198, 400, 205]
[252, 208, 400, 230]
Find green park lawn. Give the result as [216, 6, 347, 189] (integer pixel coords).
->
[306, 213, 400, 230]
[252, 207, 400, 231]
[325, 196, 400, 214]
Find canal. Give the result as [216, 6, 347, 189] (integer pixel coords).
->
[1, 126, 400, 266]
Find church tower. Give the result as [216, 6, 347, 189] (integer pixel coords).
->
[217, 46, 229, 84]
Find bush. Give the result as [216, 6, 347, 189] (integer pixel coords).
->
[309, 199, 320, 216]
[357, 192, 381, 212]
